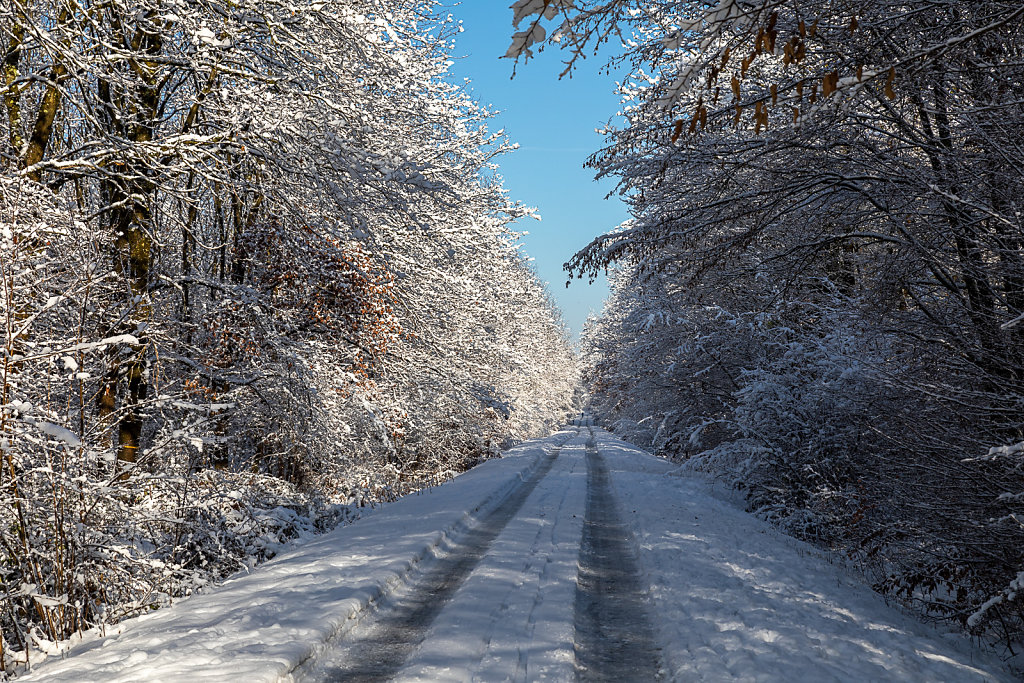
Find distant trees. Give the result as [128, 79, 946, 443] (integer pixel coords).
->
[513, 0, 1024, 650]
[0, 0, 576, 669]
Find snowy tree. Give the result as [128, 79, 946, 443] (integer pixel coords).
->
[0, 0, 577, 669]
[549, 0, 1024, 648]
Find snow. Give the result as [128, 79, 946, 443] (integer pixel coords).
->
[353, 432, 590, 682]
[22, 424, 1015, 682]
[29, 420, 82, 448]
[598, 429, 1014, 682]
[14, 334, 140, 365]
[21, 432, 570, 682]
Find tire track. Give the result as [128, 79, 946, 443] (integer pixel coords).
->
[574, 427, 662, 681]
[301, 441, 565, 682]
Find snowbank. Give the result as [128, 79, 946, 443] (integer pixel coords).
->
[596, 428, 1015, 682]
[21, 430, 573, 682]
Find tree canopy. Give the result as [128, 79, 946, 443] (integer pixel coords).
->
[511, 0, 1024, 652]
[0, 0, 577, 669]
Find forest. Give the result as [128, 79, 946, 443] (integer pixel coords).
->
[0, 0, 577, 669]
[5, 0, 1024, 675]
[510, 0, 1024, 654]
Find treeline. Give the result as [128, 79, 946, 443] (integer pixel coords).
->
[513, 0, 1024, 653]
[0, 0, 576, 669]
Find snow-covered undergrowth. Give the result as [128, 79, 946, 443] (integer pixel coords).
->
[1, 467, 365, 677]
[18, 434, 567, 682]
[583, 280, 1024, 659]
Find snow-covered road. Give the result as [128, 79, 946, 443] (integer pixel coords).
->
[24, 422, 1016, 681]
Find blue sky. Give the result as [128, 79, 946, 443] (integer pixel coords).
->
[444, 3, 629, 341]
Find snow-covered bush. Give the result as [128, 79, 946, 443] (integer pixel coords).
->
[964, 441, 1024, 648]
[710, 300, 885, 542]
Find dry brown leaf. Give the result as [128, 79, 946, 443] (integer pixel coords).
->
[794, 41, 806, 63]
[885, 66, 896, 99]
[671, 119, 684, 142]
[754, 101, 768, 134]
[823, 71, 838, 97]
[742, 54, 754, 77]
